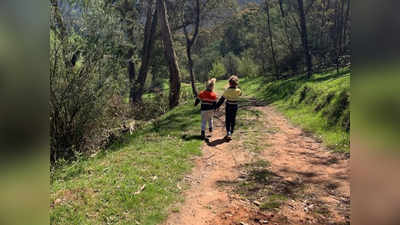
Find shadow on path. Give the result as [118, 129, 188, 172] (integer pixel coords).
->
[206, 138, 226, 147]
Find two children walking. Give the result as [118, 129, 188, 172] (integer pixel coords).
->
[195, 76, 242, 140]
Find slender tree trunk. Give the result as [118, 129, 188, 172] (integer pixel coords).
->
[127, 46, 136, 102]
[157, 0, 181, 109]
[278, 0, 285, 17]
[297, 0, 313, 78]
[186, 46, 197, 97]
[132, 1, 158, 103]
[334, 0, 342, 73]
[317, 0, 329, 70]
[265, 0, 279, 79]
[343, 0, 350, 49]
[183, 0, 201, 98]
[278, 0, 296, 56]
[338, 0, 346, 72]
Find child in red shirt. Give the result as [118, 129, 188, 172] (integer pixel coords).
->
[195, 78, 217, 140]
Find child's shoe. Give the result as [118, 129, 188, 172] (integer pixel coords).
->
[201, 130, 206, 140]
[225, 132, 232, 140]
[209, 127, 213, 133]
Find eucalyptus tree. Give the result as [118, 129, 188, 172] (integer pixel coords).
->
[157, 0, 182, 109]
[264, 0, 279, 79]
[296, 0, 313, 78]
[182, 0, 201, 97]
[179, 0, 236, 96]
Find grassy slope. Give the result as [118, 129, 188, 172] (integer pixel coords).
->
[50, 102, 204, 225]
[239, 68, 350, 152]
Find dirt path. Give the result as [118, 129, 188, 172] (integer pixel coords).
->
[163, 105, 349, 225]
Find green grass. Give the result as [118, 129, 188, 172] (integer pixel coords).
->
[240, 67, 350, 152]
[50, 103, 204, 225]
[260, 194, 289, 211]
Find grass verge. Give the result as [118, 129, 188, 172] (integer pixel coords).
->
[50, 103, 203, 225]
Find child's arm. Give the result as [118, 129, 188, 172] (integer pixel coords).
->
[215, 96, 226, 109]
[194, 97, 200, 106]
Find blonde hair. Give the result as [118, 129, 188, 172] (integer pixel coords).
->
[228, 75, 239, 87]
[206, 78, 216, 90]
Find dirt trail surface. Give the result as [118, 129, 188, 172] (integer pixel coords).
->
[163, 105, 349, 225]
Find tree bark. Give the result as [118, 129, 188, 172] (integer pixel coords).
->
[127, 47, 136, 102]
[183, 0, 201, 98]
[157, 0, 181, 109]
[297, 0, 313, 78]
[278, 0, 296, 56]
[342, 0, 350, 52]
[278, 0, 285, 17]
[265, 0, 279, 79]
[334, 0, 343, 73]
[132, 1, 158, 103]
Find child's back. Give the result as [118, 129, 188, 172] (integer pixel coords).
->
[195, 78, 217, 140]
[196, 89, 217, 111]
[215, 75, 241, 140]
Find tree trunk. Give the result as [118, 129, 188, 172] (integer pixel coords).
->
[157, 0, 181, 109]
[132, 1, 158, 103]
[265, 0, 279, 80]
[334, 0, 343, 73]
[186, 46, 198, 97]
[127, 47, 136, 103]
[342, 0, 350, 53]
[278, 0, 285, 17]
[183, 0, 201, 98]
[278, 0, 296, 56]
[297, 0, 313, 78]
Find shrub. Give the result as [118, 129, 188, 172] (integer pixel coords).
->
[238, 56, 259, 77]
[222, 53, 240, 76]
[209, 60, 227, 79]
[50, 31, 120, 162]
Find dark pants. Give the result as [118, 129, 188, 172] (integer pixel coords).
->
[225, 103, 238, 134]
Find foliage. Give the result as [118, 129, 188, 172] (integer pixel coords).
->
[50, 0, 128, 161]
[237, 54, 260, 77]
[208, 60, 227, 79]
[222, 52, 241, 76]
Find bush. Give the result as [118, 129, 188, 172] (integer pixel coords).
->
[238, 56, 259, 77]
[209, 60, 227, 79]
[222, 53, 240, 76]
[50, 31, 120, 162]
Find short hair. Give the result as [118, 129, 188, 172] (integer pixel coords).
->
[229, 75, 239, 87]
